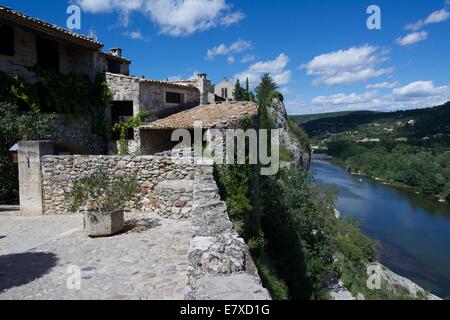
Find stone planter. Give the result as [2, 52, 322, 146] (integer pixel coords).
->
[83, 211, 124, 237]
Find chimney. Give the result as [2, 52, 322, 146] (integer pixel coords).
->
[109, 48, 122, 58]
[197, 73, 210, 105]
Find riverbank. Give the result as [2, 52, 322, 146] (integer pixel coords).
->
[327, 263, 442, 300]
[312, 160, 450, 299]
[314, 154, 448, 204]
[330, 209, 441, 300]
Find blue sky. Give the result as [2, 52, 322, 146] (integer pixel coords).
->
[3, 0, 450, 114]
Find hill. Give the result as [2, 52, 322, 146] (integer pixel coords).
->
[295, 102, 450, 201]
[292, 110, 380, 125]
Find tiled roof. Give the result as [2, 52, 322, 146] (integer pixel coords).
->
[140, 101, 258, 130]
[99, 51, 132, 64]
[0, 5, 102, 49]
[106, 73, 199, 89]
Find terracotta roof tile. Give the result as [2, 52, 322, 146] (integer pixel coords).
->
[140, 101, 258, 130]
[0, 5, 102, 49]
[106, 73, 199, 89]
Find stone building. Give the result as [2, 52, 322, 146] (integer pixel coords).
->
[214, 78, 235, 100]
[0, 5, 213, 154]
[0, 6, 130, 81]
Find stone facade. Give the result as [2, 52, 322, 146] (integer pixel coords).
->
[0, 7, 130, 82]
[53, 115, 105, 154]
[40, 155, 198, 216]
[0, 26, 98, 81]
[105, 73, 200, 118]
[214, 79, 235, 100]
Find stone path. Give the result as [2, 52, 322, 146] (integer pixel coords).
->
[0, 210, 191, 300]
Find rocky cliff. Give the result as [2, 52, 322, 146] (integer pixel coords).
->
[267, 98, 311, 169]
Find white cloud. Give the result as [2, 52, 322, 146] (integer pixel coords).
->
[123, 30, 144, 40]
[392, 81, 450, 100]
[206, 39, 252, 60]
[301, 45, 392, 86]
[405, 9, 450, 30]
[396, 31, 428, 46]
[312, 92, 378, 106]
[234, 53, 291, 87]
[298, 81, 450, 114]
[366, 81, 399, 89]
[241, 54, 255, 63]
[227, 56, 235, 64]
[77, 0, 245, 36]
[248, 53, 289, 74]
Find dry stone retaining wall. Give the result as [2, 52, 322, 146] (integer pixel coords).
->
[186, 161, 271, 300]
[41, 155, 197, 216]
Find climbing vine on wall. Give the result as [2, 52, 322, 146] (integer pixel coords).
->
[113, 112, 150, 155]
[0, 69, 112, 137]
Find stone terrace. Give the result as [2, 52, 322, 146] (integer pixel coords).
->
[0, 159, 270, 300]
[0, 212, 191, 300]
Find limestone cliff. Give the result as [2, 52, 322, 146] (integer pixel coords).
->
[266, 98, 311, 169]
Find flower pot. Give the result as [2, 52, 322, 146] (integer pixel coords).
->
[83, 211, 124, 237]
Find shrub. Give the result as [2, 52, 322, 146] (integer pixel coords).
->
[288, 117, 311, 153]
[67, 171, 141, 214]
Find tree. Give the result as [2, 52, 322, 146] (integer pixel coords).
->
[256, 73, 278, 104]
[0, 102, 57, 201]
[233, 79, 247, 101]
[245, 77, 250, 101]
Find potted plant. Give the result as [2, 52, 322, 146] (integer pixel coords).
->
[67, 171, 141, 237]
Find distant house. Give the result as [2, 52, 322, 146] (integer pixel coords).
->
[214, 78, 234, 100]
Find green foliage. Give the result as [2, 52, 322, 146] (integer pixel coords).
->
[0, 69, 111, 137]
[279, 145, 294, 162]
[215, 164, 253, 221]
[255, 257, 290, 300]
[300, 102, 450, 200]
[0, 102, 57, 201]
[113, 112, 150, 155]
[269, 90, 284, 102]
[256, 73, 278, 104]
[233, 79, 248, 101]
[66, 171, 141, 214]
[288, 117, 311, 153]
[260, 169, 336, 299]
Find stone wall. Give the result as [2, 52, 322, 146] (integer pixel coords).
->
[53, 115, 105, 155]
[186, 161, 271, 300]
[41, 155, 197, 215]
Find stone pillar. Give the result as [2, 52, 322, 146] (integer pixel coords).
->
[18, 141, 54, 216]
[196, 73, 210, 105]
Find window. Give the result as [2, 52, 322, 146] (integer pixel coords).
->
[111, 101, 134, 140]
[0, 24, 14, 56]
[166, 92, 182, 104]
[107, 59, 121, 74]
[36, 37, 59, 71]
[224, 88, 228, 99]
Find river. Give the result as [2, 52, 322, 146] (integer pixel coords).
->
[312, 160, 450, 299]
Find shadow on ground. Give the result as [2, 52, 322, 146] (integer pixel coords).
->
[0, 252, 58, 293]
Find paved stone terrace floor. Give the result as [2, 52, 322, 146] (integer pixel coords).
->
[0, 207, 191, 300]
